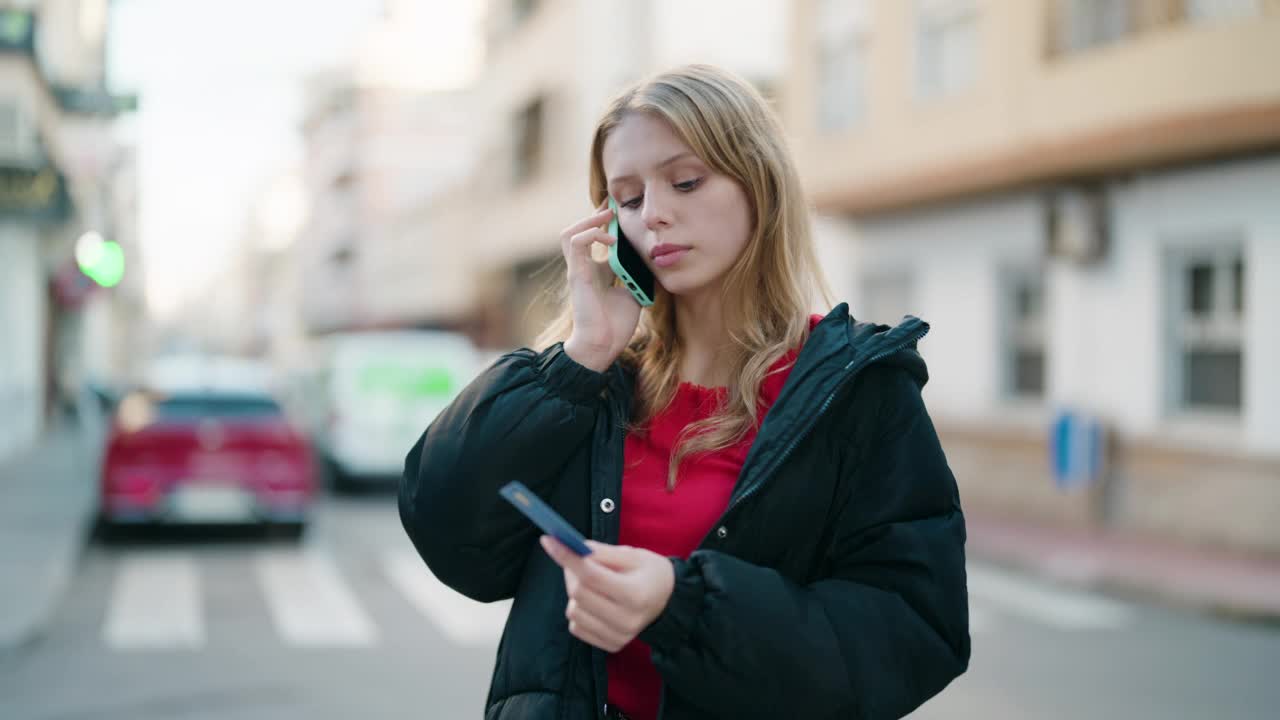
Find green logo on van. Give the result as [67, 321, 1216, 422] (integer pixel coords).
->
[359, 365, 455, 397]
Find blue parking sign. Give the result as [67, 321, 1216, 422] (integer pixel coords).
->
[1050, 410, 1105, 491]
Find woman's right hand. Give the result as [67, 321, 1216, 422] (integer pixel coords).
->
[560, 204, 644, 372]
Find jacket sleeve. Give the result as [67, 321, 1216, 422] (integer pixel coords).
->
[638, 364, 970, 719]
[399, 343, 609, 602]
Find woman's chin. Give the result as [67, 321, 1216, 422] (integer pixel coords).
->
[655, 275, 716, 300]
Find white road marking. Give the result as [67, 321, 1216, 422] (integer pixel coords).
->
[256, 549, 377, 647]
[967, 563, 1133, 630]
[968, 600, 996, 634]
[104, 553, 204, 650]
[384, 550, 511, 647]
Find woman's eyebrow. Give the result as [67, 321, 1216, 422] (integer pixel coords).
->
[608, 151, 696, 185]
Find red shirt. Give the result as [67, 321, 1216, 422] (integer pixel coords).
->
[605, 316, 819, 720]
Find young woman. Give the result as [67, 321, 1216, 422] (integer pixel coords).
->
[400, 64, 969, 720]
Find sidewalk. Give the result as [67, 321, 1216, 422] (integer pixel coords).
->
[966, 512, 1280, 622]
[0, 420, 99, 652]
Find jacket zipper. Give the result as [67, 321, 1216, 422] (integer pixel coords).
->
[655, 325, 926, 717]
[594, 383, 628, 720]
[717, 325, 929, 530]
[659, 323, 927, 720]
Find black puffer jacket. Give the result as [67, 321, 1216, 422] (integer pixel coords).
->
[400, 304, 970, 719]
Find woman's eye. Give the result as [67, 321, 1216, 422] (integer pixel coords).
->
[621, 195, 643, 209]
[674, 178, 703, 192]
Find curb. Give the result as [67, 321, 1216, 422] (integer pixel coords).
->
[0, 422, 100, 657]
[966, 518, 1280, 624]
[0, 513, 97, 656]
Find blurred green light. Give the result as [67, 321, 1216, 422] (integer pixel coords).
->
[358, 365, 454, 398]
[78, 240, 125, 288]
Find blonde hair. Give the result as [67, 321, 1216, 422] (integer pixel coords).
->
[537, 64, 831, 488]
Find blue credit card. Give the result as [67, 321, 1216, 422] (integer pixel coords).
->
[499, 481, 593, 556]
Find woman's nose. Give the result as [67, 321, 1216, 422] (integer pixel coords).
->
[641, 188, 672, 231]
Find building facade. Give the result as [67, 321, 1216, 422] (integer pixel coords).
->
[786, 0, 1280, 554]
[432, 0, 789, 347]
[0, 0, 136, 462]
[296, 71, 477, 337]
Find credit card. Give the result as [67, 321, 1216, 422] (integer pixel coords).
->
[499, 481, 593, 556]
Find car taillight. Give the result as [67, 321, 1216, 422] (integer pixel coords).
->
[111, 473, 155, 494]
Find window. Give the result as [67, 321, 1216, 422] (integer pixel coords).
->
[1052, 0, 1133, 53]
[1168, 243, 1245, 412]
[511, 0, 539, 28]
[1004, 270, 1047, 399]
[0, 98, 35, 164]
[859, 271, 915, 326]
[815, 0, 872, 130]
[1185, 0, 1260, 22]
[512, 97, 544, 185]
[915, 0, 978, 99]
[0, 99, 19, 148]
[154, 394, 284, 420]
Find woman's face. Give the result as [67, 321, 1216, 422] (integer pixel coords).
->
[601, 113, 753, 300]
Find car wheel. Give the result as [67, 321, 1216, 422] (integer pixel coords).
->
[95, 513, 122, 544]
[324, 456, 353, 494]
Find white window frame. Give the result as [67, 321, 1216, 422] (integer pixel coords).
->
[1001, 266, 1048, 401]
[1164, 238, 1246, 417]
[815, 0, 873, 131]
[915, 0, 979, 100]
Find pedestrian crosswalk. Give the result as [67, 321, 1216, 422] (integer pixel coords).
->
[100, 547, 512, 653]
[96, 550, 1132, 652]
[966, 564, 1133, 631]
[256, 550, 379, 647]
[104, 554, 205, 650]
[383, 551, 512, 647]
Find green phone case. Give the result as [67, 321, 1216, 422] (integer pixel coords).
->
[606, 197, 655, 307]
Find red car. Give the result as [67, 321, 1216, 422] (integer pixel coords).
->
[98, 388, 317, 538]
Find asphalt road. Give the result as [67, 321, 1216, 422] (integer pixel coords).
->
[2, 492, 1279, 719]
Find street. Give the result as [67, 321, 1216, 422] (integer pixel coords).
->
[2, 492, 1279, 720]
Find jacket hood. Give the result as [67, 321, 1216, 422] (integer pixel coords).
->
[605, 302, 931, 414]
[807, 302, 931, 388]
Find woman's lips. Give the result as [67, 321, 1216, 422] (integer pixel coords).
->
[650, 244, 690, 268]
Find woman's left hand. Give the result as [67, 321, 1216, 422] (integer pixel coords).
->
[540, 536, 675, 653]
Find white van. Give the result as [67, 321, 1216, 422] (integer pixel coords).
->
[297, 330, 481, 489]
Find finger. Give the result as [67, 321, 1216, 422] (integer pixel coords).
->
[560, 206, 615, 241]
[567, 608, 629, 652]
[569, 231, 614, 277]
[565, 227, 614, 280]
[566, 580, 630, 634]
[540, 535, 592, 573]
[569, 226, 613, 252]
[582, 541, 640, 571]
[542, 537, 629, 601]
[540, 535, 571, 568]
[568, 622, 620, 653]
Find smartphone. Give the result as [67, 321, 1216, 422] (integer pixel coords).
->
[499, 481, 593, 556]
[606, 196, 656, 307]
